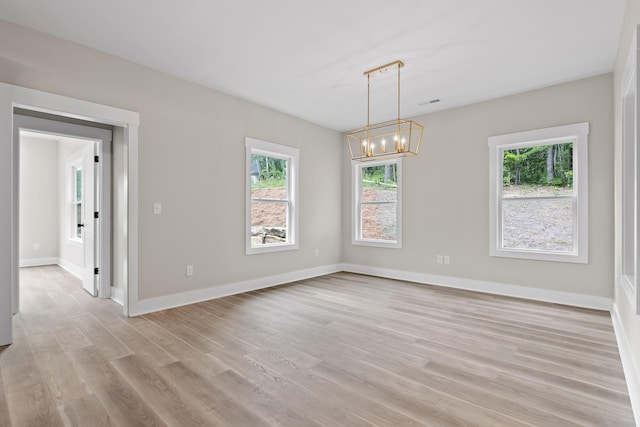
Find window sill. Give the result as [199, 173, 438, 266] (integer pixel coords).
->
[246, 242, 299, 255]
[352, 239, 402, 249]
[490, 247, 587, 264]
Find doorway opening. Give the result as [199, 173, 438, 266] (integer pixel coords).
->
[14, 113, 115, 312]
[2, 82, 140, 345]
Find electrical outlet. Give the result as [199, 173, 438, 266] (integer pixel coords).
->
[34, 243, 40, 250]
[444, 256, 451, 265]
[186, 265, 194, 277]
[436, 255, 443, 264]
[153, 202, 162, 215]
[315, 249, 320, 257]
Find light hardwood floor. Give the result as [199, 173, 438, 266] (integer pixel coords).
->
[0, 265, 635, 426]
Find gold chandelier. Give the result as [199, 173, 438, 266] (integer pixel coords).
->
[346, 60, 424, 161]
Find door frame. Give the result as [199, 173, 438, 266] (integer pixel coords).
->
[0, 82, 140, 345]
[14, 115, 112, 304]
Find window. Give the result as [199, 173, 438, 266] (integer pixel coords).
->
[69, 158, 83, 242]
[245, 137, 299, 254]
[352, 159, 402, 248]
[488, 122, 588, 263]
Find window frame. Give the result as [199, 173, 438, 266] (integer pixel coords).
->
[352, 158, 403, 248]
[245, 137, 299, 255]
[620, 30, 640, 313]
[488, 122, 589, 263]
[67, 156, 83, 244]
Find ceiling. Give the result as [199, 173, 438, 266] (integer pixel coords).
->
[0, 0, 627, 131]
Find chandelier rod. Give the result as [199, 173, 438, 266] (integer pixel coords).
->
[362, 60, 405, 127]
[367, 73, 371, 127]
[397, 63, 401, 120]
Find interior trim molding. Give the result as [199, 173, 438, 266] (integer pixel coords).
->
[131, 264, 343, 316]
[130, 263, 611, 316]
[340, 263, 612, 311]
[19, 257, 58, 268]
[611, 303, 640, 425]
[110, 286, 125, 306]
[57, 258, 82, 280]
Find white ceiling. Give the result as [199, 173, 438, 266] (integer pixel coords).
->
[0, 0, 626, 131]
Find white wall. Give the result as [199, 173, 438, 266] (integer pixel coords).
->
[613, 0, 640, 404]
[0, 19, 343, 307]
[19, 135, 58, 263]
[343, 74, 614, 301]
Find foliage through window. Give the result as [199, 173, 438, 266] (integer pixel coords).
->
[502, 142, 574, 252]
[245, 137, 298, 254]
[353, 159, 402, 248]
[251, 154, 288, 243]
[489, 123, 588, 263]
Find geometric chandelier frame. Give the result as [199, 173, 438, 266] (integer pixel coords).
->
[346, 60, 424, 161]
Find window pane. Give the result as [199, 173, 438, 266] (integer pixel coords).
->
[502, 198, 573, 251]
[252, 186, 286, 200]
[361, 164, 397, 202]
[250, 153, 288, 247]
[362, 203, 397, 241]
[502, 143, 573, 197]
[76, 167, 82, 201]
[251, 154, 287, 199]
[251, 200, 287, 246]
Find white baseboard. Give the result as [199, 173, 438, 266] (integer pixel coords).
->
[611, 303, 640, 426]
[20, 257, 83, 282]
[130, 264, 342, 316]
[110, 286, 124, 306]
[57, 258, 82, 279]
[340, 263, 612, 311]
[130, 262, 612, 316]
[19, 257, 58, 267]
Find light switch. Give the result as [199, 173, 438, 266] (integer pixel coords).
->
[153, 202, 162, 215]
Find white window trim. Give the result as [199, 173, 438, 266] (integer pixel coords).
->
[245, 137, 299, 255]
[352, 158, 403, 248]
[488, 122, 589, 263]
[620, 29, 640, 314]
[66, 155, 83, 245]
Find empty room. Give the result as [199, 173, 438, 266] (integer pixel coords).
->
[1, 0, 640, 426]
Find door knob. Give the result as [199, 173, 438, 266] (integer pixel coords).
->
[78, 223, 85, 228]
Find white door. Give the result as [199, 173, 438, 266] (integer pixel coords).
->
[81, 143, 97, 296]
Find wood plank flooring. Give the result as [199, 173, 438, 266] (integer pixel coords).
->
[0, 265, 634, 426]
